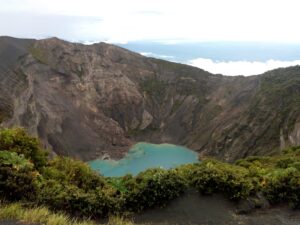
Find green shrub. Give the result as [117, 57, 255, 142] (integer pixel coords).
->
[0, 151, 39, 200]
[291, 162, 300, 170]
[0, 128, 48, 169]
[36, 179, 119, 218]
[42, 157, 106, 192]
[283, 146, 300, 154]
[263, 167, 300, 208]
[37, 179, 93, 216]
[37, 157, 116, 218]
[1, 127, 300, 216]
[235, 156, 273, 167]
[189, 160, 255, 200]
[276, 158, 296, 168]
[122, 168, 186, 212]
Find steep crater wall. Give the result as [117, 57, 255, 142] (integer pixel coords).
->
[1, 37, 300, 161]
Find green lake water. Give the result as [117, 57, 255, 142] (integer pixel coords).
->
[88, 142, 199, 177]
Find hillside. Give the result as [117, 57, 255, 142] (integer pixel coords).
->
[0, 36, 300, 161]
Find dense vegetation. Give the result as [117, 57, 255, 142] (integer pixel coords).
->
[0, 128, 299, 221]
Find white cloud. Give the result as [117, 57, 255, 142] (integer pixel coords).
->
[82, 40, 99, 45]
[1, 0, 300, 43]
[188, 58, 300, 76]
[140, 52, 175, 60]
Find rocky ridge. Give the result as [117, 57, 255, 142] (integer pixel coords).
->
[0, 36, 300, 161]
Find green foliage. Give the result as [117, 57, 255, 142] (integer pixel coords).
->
[189, 160, 255, 200]
[291, 162, 300, 170]
[0, 128, 48, 169]
[0, 127, 300, 219]
[235, 149, 300, 208]
[0, 151, 39, 200]
[283, 145, 300, 154]
[0, 202, 98, 225]
[42, 157, 106, 192]
[37, 157, 118, 218]
[263, 168, 300, 208]
[247, 68, 300, 144]
[140, 77, 167, 102]
[0, 202, 24, 220]
[276, 157, 296, 168]
[121, 168, 186, 212]
[36, 180, 115, 217]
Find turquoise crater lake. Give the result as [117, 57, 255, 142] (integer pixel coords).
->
[88, 142, 199, 177]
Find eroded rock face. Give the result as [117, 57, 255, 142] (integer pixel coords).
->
[1, 36, 300, 161]
[287, 120, 300, 146]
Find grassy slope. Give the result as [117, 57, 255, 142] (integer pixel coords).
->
[0, 202, 141, 225]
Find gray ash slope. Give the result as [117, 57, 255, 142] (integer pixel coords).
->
[0, 36, 300, 161]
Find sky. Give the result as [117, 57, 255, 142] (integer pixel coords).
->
[1, 0, 300, 75]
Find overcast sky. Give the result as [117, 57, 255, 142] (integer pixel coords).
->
[1, 0, 300, 75]
[1, 0, 300, 44]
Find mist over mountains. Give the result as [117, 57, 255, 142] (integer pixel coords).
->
[120, 41, 300, 75]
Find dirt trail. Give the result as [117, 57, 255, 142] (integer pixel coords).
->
[133, 190, 300, 225]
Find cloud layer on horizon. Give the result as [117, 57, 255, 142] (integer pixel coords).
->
[1, 0, 300, 44]
[188, 58, 300, 76]
[140, 52, 175, 60]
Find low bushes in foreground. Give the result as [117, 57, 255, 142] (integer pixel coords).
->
[0, 151, 39, 201]
[0, 128, 299, 220]
[263, 167, 300, 208]
[0, 128, 48, 169]
[235, 147, 300, 207]
[0, 202, 137, 225]
[42, 157, 106, 191]
[119, 168, 186, 212]
[36, 179, 119, 218]
[188, 160, 256, 200]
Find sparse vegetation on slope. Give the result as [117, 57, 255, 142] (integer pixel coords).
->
[141, 77, 167, 102]
[2, 37, 300, 162]
[244, 66, 300, 153]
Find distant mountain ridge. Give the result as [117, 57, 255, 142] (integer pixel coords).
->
[0, 36, 300, 161]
